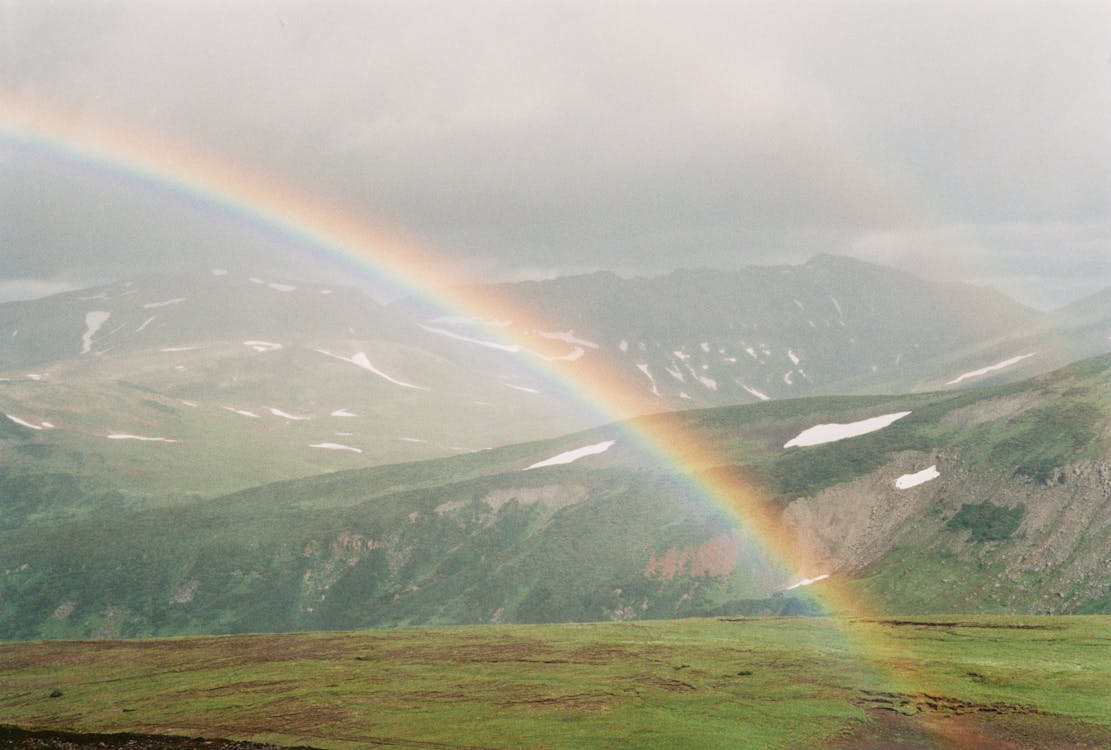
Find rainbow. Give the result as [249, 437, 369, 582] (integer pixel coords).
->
[3, 97, 938, 705]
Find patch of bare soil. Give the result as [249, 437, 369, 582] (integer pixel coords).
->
[828, 691, 1111, 749]
[0, 724, 320, 750]
[499, 691, 617, 712]
[870, 620, 1057, 631]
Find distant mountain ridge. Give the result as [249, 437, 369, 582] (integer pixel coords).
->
[0, 255, 1108, 500]
[393, 254, 1073, 403]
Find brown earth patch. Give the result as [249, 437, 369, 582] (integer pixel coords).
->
[633, 675, 697, 692]
[499, 691, 617, 712]
[829, 708, 1111, 749]
[0, 724, 319, 749]
[870, 620, 1057, 631]
[856, 689, 1043, 717]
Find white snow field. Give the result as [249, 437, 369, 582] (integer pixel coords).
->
[418, 324, 520, 352]
[783, 574, 830, 591]
[142, 297, 187, 309]
[222, 406, 260, 418]
[895, 465, 940, 489]
[526, 440, 616, 470]
[784, 411, 912, 448]
[268, 407, 310, 420]
[310, 442, 362, 453]
[739, 383, 771, 401]
[106, 433, 178, 443]
[316, 350, 429, 390]
[81, 311, 111, 354]
[244, 340, 283, 352]
[537, 330, 600, 349]
[5, 414, 53, 430]
[503, 382, 541, 394]
[946, 353, 1037, 385]
[636, 363, 661, 397]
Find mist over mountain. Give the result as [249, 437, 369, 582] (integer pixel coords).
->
[2, 255, 1108, 500]
[2, 254, 1111, 638]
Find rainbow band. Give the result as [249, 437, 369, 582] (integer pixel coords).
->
[0, 96, 847, 606]
[3, 97, 940, 710]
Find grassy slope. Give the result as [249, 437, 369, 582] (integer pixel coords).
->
[2, 356, 1108, 639]
[1, 616, 1110, 749]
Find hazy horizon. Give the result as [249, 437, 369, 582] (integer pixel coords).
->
[4, 1, 1110, 310]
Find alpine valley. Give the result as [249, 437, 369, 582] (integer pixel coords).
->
[2, 255, 1110, 641]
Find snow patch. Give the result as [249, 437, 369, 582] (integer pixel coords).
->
[143, 297, 186, 309]
[81, 311, 110, 354]
[503, 382, 541, 394]
[310, 442, 362, 453]
[419, 324, 519, 352]
[269, 407, 310, 421]
[180, 400, 198, 407]
[160, 346, 201, 352]
[784, 411, 911, 448]
[316, 349, 429, 390]
[619, 339, 629, 353]
[136, 316, 157, 333]
[6, 414, 53, 430]
[320, 289, 333, 295]
[946, 353, 1037, 385]
[788, 349, 800, 365]
[107, 433, 177, 443]
[696, 374, 718, 391]
[331, 409, 357, 417]
[537, 330, 600, 349]
[399, 437, 427, 443]
[248, 277, 265, 285]
[244, 340, 282, 352]
[739, 382, 770, 401]
[268, 282, 296, 292]
[533, 346, 585, 362]
[636, 363, 661, 397]
[895, 465, 940, 490]
[525, 440, 615, 470]
[211, 268, 228, 276]
[222, 406, 260, 418]
[783, 574, 829, 591]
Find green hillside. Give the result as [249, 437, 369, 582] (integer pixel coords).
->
[1, 355, 1109, 639]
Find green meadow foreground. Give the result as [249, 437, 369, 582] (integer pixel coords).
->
[2, 616, 1110, 749]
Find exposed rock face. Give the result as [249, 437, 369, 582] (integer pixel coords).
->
[781, 453, 1111, 612]
[781, 452, 946, 575]
[644, 531, 744, 581]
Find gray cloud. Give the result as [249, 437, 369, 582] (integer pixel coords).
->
[3, 1, 1110, 307]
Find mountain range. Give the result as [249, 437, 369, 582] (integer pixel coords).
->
[1, 255, 1110, 639]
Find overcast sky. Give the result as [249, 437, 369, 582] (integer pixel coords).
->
[3, 1, 1110, 308]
